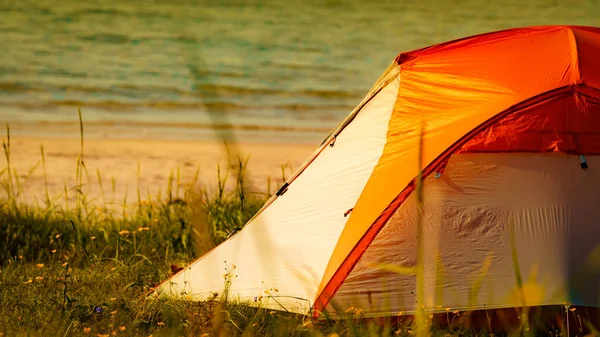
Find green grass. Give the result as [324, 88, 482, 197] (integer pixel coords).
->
[0, 117, 304, 336]
[1, 116, 597, 337]
[0, 118, 426, 337]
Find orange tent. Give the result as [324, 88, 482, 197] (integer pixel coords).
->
[151, 25, 600, 324]
[315, 24, 600, 317]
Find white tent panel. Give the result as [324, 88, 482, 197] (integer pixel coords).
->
[153, 76, 401, 314]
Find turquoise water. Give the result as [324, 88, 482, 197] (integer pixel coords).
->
[1, 0, 599, 143]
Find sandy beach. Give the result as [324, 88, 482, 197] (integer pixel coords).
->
[1, 136, 317, 209]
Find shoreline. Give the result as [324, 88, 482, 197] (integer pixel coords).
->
[3, 119, 335, 135]
[7, 134, 321, 147]
[4, 121, 332, 146]
[0, 135, 318, 209]
[1, 106, 341, 146]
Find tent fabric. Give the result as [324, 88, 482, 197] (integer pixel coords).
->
[458, 87, 600, 154]
[314, 25, 600, 314]
[327, 152, 600, 318]
[149, 70, 401, 313]
[315, 84, 600, 314]
[150, 25, 600, 319]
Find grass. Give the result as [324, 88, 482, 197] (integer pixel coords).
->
[0, 117, 427, 337]
[1, 115, 599, 337]
[0, 117, 296, 336]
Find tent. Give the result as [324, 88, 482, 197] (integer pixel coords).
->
[150, 25, 600, 321]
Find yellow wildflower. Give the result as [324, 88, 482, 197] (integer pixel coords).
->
[118, 230, 129, 236]
[118, 326, 126, 331]
[35, 276, 44, 281]
[51, 249, 57, 254]
[157, 321, 165, 326]
[83, 327, 91, 334]
[55, 234, 61, 239]
[36, 263, 44, 268]
[23, 279, 33, 284]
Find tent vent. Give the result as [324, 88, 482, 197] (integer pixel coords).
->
[434, 172, 442, 179]
[580, 155, 589, 169]
[329, 136, 337, 147]
[276, 183, 289, 196]
[344, 208, 354, 217]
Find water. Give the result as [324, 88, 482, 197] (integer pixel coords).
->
[1, 0, 599, 143]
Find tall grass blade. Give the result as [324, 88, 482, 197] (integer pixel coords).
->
[40, 144, 51, 209]
[96, 168, 106, 210]
[509, 218, 531, 334]
[415, 119, 429, 337]
[2, 123, 15, 210]
[137, 160, 142, 216]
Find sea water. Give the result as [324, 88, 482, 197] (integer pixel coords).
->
[1, 0, 599, 143]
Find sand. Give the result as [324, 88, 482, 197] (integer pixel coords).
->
[1, 136, 317, 209]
